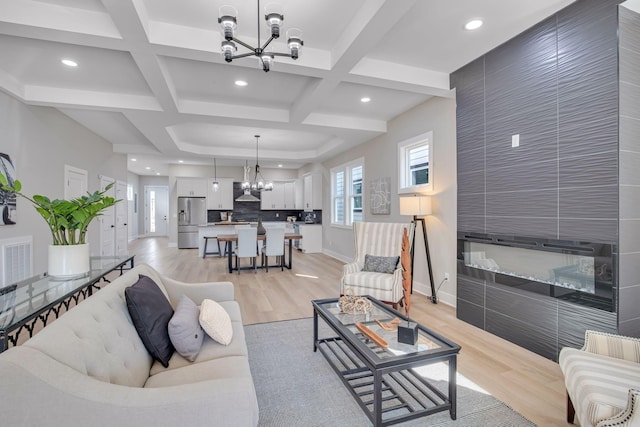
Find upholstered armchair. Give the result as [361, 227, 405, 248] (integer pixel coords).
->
[559, 330, 640, 427]
[340, 222, 415, 308]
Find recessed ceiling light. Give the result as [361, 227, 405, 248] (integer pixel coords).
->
[361, 97, 371, 103]
[131, 158, 137, 162]
[61, 59, 78, 67]
[235, 80, 248, 87]
[145, 166, 151, 170]
[278, 164, 283, 168]
[465, 19, 483, 31]
[178, 160, 184, 163]
[156, 172, 161, 176]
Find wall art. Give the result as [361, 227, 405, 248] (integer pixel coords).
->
[0, 153, 16, 225]
[370, 177, 390, 215]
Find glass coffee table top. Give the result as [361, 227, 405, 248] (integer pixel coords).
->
[314, 297, 457, 364]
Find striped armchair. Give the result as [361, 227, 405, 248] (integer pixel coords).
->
[559, 330, 640, 427]
[340, 222, 415, 308]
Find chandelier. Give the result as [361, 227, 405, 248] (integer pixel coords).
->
[218, 0, 303, 72]
[242, 135, 273, 192]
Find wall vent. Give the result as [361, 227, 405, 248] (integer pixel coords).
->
[0, 236, 33, 286]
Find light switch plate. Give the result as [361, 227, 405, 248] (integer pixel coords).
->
[512, 134, 520, 148]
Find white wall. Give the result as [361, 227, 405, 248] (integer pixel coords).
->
[0, 91, 127, 275]
[322, 96, 458, 305]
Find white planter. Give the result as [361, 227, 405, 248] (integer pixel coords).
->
[48, 243, 90, 280]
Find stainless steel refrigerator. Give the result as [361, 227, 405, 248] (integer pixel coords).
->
[177, 197, 207, 249]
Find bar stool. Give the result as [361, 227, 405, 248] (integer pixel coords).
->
[203, 236, 221, 258]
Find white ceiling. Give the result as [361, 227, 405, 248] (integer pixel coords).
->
[0, 0, 576, 176]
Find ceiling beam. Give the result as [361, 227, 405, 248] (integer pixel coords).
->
[289, 0, 418, 125]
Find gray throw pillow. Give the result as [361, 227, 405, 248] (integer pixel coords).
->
[168, 295, 204, 362]
[363, 255, 400, 274]
[125, 275, 175, 368]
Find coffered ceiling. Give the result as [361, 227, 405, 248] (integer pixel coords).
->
[0, 0, 575, 175]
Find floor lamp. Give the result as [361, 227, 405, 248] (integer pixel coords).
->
[399, 195, 437, 304]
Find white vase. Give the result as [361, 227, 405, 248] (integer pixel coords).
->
[48, 243, 90, 280]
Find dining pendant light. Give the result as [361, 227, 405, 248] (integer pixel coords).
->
[212, 157, 219, 192]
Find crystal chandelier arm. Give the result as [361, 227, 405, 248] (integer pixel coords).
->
[230, 51, 257, 60]
[271, 52, 295, 58]
[231, 37, 256, 52]
[260, 36, 276, 51]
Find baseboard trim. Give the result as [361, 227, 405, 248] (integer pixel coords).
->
[322, 248, 351, 263]
[412, 280, 455, 307]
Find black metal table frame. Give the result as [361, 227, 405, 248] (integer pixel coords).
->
[220, 236, 298, 273]
[0, 255, 135, 352]
[312, 297, 460, 427]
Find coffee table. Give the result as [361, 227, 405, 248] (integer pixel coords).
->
[312, 297, 461, 426]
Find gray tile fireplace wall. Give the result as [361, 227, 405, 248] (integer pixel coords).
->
[450, 0, 638, 361]
[618, 4, 640, 336]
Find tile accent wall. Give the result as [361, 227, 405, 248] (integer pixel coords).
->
[618, 5, 640, 335]
[451, 0, 625, 360]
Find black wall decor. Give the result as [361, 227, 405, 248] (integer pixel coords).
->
[451, 0, 638, 361]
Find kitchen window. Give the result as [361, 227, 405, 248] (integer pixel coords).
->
[398, 131, 433, 193]
[331, 159, 364, 226]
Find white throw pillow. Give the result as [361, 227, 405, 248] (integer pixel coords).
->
[199, 299, 233, 346]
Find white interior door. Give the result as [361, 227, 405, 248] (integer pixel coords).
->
[115, 181, 128, 255]
[99, 176, 116, 257]
[64, 165, 87, 199]
[145, 186, 168, 236]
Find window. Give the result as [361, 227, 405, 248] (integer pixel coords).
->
[331, 159, 364, 226]
[398, 131, 433, 194]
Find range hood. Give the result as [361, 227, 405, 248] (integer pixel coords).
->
[235, 188, 260, 202]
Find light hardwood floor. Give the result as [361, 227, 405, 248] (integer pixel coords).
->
[129, 237, 568, 426]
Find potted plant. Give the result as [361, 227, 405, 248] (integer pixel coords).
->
[0, 173, 118, 279]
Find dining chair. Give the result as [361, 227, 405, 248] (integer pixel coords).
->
[235, 227, 258, 274]
[229, 224, 251, 256]
[263, 227, 285, 272]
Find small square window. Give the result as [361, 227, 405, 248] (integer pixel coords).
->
[398, 131, 433, 194]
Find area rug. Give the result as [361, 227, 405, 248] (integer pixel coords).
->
[245, 318, 536, 427]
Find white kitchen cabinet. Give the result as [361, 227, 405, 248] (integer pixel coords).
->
[261, 181, 297, 210]
[303, 173, 322, 211]
[283, 182, 295, 209]
[207, 178, 234, 210]
[177, 178, 207, 197]
[297, 224, 322, 253]
[261, 182, 285, 210]
[294, 179, 303, 209]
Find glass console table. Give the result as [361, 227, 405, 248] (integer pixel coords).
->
[0, 255, 134, 352]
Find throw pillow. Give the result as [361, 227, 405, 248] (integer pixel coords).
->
[168, 295, 204, 362]
[363, 254, 400, 274]
[125, 275, 175, 367]
[199, 299, 233, 346]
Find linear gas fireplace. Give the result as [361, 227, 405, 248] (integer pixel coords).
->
[457, 233, 616, 312]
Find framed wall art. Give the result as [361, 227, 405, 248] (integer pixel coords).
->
[0, 153, 16, 225]
[370, 177, 390, 215]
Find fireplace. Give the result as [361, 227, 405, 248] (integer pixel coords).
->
[457, 233, 616, 312]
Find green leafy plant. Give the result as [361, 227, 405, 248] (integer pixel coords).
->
[0, 174, 118, 245]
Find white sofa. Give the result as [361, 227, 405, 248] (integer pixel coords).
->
[559, 330, 640, 427]
[0, 263, 259, 426]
